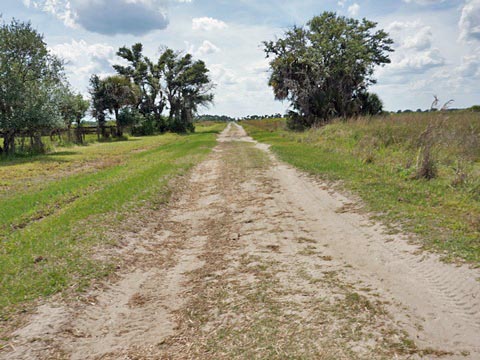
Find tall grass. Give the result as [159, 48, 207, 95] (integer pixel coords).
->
[244, 112, 480, 263]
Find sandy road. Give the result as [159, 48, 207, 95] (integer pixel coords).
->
[3, 123, 480, 359]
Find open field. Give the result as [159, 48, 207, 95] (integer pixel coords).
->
[0, 123, 225, 323]
[244, 112, 480, 264]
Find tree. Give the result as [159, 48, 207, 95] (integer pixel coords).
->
[89, 74, 109, 138]
[71, 94, 89, 143]
[114, 43, 167, 131]
[359, 92, 383, 116]
[0, 19, 65, 154]
[58, 88, 89, 143]
[102, 75, 138, 137]
[264, 12, 393, 129]
[162, 51, 214, 133]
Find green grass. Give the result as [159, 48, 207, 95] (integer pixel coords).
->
[243, 113, 480, 264]
[0, 122, 225, 319]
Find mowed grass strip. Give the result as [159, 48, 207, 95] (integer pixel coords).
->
[244, 114, 480, 264]
[0, 123, 225, 318]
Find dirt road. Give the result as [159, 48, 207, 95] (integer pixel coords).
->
[3, 123, 480, 359]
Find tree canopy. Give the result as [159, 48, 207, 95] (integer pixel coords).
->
[0, 19, 69, 154]
[264, 12, 394, 129]
[108, 44, 214, 134]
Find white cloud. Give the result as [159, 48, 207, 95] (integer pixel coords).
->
[348, 3, 360, 16]
[403, 0, 446, 5]
[192, 17, 227, 31]
[196, 40, 221, 56]
[50, 40, 117, 94]
[389, 49, 446, 74]
[209, 64, 237, 86]
[459, 0, 480, 42]
[403, 26, 433, 50]
[378, 20, 445, 81]
[456, 52, 480, 77]
[24, 0, 169, 35]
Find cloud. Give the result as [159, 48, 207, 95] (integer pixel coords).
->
[378, 20, 445, 83]
[456, 52, 480, 77]
[348, 3, 360, 16]
[24, 0, 170, 35]
[192, 17, 227, 31]
[403, 0, 446, 5]
[209, 64, 237, 86]
[403, 26, 433, 50]
[459, 0, 480, 42]
[389, 49, 446, 74]
[196, 40, 221, 56]
[50, 40, 117, 93]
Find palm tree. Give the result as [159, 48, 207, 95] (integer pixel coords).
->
[102, 75, 138, 137]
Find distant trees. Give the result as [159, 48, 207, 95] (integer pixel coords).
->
[242, 114, 284, 120]
[58, 87, 89, 143]
[195, 114, 235, 122]
[91, 43, 215, 135]
[264, 12, 393, 130]
[0, 19, 70, 154]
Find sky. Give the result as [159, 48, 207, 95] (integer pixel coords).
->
[1, 0, 479, 117]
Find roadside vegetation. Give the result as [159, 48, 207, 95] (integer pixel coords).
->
[257, 12, 479, 264]
[0, 19, 215, 157]
[244, 112, 480, 264]
[264, 12, 393, 130]
[0, 122, 225, 323]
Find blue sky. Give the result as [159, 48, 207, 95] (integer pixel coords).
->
[2, 0, 479, 117]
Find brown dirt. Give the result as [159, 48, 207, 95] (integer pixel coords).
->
[2, 123, 479, 359]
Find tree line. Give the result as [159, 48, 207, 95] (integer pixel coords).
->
[0, 19, 214, 156]
[91, 44, 214, 138]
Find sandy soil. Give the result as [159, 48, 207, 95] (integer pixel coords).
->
[2, 123, 479, 359]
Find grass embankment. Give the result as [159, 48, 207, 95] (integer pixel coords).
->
[0, 123, 225, 321]
[244, 113, 480, 264]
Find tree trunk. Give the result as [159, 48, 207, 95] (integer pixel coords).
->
[115, 108, 123, 137]
[75, 121, 83, 144]
[3, 131, 16, 156]
[30, 133, 44, 153]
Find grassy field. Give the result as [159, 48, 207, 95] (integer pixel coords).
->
[244, 112, 480, 264]
[0, 123, 225, 321]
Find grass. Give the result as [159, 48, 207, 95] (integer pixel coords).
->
[0, 122, 225, 320]
[243, 112, 480, 264]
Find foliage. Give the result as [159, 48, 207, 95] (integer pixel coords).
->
[195, 114, 235, 122]
[58, 87, 89, 143]
[0, 19, 67, 154]
[89, 74, 109, 138]
[263, 12, 394, 129]
[113, 44, 214, 134]
[358, 92, 384, 116]
[102, 75, 138, 137]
